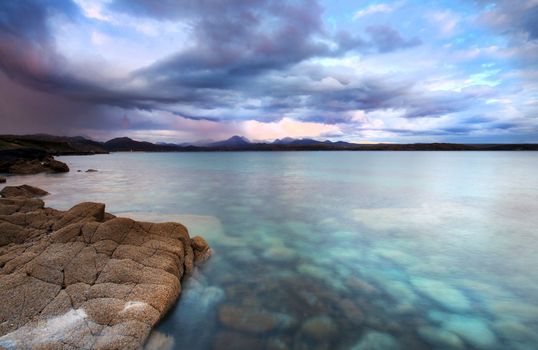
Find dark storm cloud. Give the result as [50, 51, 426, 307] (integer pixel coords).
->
[477, 0, 538, 68]
[130, 0, 330, 92]
[0, 0, 428, 122]
[0, 0, 534, 142]
[365, 26, 422, 53]
[478, 0, 538, 39]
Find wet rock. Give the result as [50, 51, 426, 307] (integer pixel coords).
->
[263, 245, 297, 262]
[301, 316, 338, 341]
[0, 184, 49, 198]
[351, 330, 400, 350]
[417, 326, 464, 349]
[8, 159, 46, 175]
[46, 159, 69, 173]
[384, 280, 417, 304]
[346, 276, 379, 295]
[0, 176, 5, 183]
[492, 319, 538, 343]
[144, 331, 175, 350]
[212, 331, 264, 350]
[86, 169, 98, 172]
[0, 185, 209, 349]
[338, 299, 364, 325]
[191, 235, 212, 264]
[410, 277, 470, 312]
[6, 156, 69, 175]
[487, 300, 538, 320]
[267, 336, 291, 350]
[218, 305, 293, 334]
[442, 315, 497, 349]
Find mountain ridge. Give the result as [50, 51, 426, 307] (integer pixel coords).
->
[1, 134, 538, 155]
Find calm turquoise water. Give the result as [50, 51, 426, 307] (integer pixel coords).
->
[5, 152, 538, 349]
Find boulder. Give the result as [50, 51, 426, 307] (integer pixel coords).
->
[8, 159, 47, 174]
[0, 176, 6, 183]
[0, 185, 210, 349]
[3, 154, 69, 175]
[46, 158, 70, 173]
[191, 235, 212, 263]
[0, 184, 49, 198]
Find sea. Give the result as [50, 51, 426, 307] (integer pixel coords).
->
[5, 151, 538, 349]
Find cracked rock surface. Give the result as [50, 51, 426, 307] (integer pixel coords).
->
[0, 185, 211, 349]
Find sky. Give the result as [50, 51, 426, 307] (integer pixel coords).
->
[0, 0, 537, 143]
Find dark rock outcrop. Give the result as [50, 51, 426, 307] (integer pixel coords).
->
[0, 177, 5, 184]
[0, 150, 70, 175]
[0, 185, 210, 349]
[0, 184, 49, 199]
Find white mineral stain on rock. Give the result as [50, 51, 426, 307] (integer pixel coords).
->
[122, 301, 149, 312]
[0, 309, 88, 349]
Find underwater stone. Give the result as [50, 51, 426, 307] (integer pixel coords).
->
[262, 245, 297, 262]
[297, 264, 331, 281]
[227, 249, 258, 264]
[410, 277, 470, 312]
[374, 248, 417, 266]
[417, 326, 464, 349]
[301, 315, 338, 341]
[346, 276, 379, 295]
[351, 330, 400, 350]
[218, 305, 295, 334]
[443, 315, 497, 349]
[384, 280, 418, 304]
[487, 301, 538, 320]
[493, 319, 538, 343]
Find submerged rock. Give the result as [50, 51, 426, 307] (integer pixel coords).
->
[218, 305, 295, 334]
[301, 315, 338, 341]
[410, 277, 471, 312]
[351, 330, 400, 350]
[212, 331, 264, 350]
[417, 326, 464, 349]
[442, 315, 497, 349]
[492, 319, 538, 343]
[263, 245, 297, 262]
[0, 185, 209, 349]
[86, 169, 98, 172]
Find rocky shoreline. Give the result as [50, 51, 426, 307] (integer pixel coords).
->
[0, 184, 210, 349]
[0, 149, 70, 175]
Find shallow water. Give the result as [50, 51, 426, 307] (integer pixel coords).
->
[4, 152, 538, 349]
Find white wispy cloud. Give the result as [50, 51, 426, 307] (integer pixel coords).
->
[354, 3, 395, 19]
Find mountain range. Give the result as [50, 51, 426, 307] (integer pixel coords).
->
[1, 134, 537, 155]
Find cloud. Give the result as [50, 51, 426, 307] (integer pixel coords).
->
[242, 117, 341, 140]
[354, 3, 395, 19]
[427, 10, 460, 37]
[0, 0, 536, 143]
[365, 26, 422, 53]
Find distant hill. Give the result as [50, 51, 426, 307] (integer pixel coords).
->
[207, 136, 251, 148]
[0, 134, 108, 155]
[1, 134, 537, 156]
[103, 137, 199, 152]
